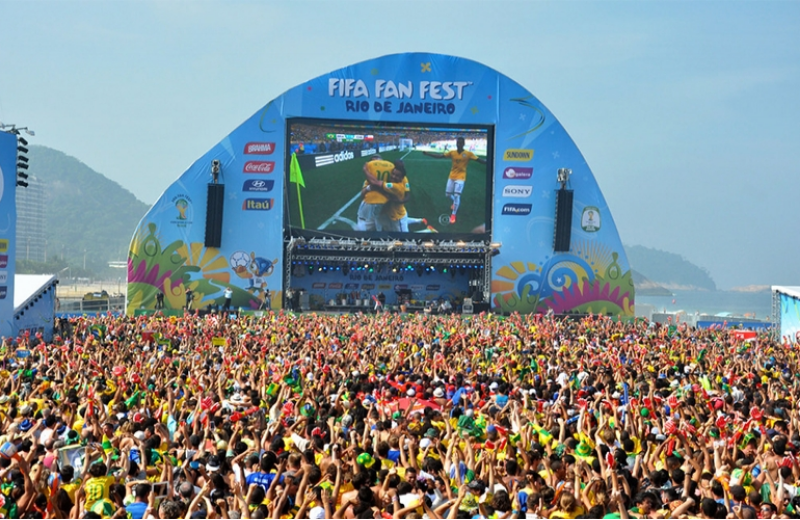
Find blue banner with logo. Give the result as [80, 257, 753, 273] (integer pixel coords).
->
[128, 53, 633, 316]
[0, 131, 17, 337]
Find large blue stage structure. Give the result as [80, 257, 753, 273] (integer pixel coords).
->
[128, 53, 635, 316]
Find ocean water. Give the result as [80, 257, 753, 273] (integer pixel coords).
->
[636, 290, 773, 321]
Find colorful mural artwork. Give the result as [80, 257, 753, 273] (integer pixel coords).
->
[128, 53, 634, 316]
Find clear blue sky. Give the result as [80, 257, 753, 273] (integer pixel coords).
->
[1, 0, 798, 289]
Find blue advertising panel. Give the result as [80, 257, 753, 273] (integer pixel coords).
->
[128, 53, 634, 316]
[0, 131, 17, 337]
[780, 293, 800, 344]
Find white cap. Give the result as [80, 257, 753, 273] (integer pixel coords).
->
[489, 382, 499, 391]
[134, 431, 146, 441]
[407, 389, 416, 397]
[420, 438, 432, 449]
[433, 388, 444, 398]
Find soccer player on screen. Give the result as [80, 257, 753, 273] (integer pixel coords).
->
[357, 155, 394, 231]
[363, 160, 430, 232]
[423, 136, 486, 224]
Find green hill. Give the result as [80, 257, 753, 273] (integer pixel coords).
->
[24, 145, 148, 277]
[625, 244, 716, 291]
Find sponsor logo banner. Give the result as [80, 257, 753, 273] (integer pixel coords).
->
[328, 282, 343, 290]
[502, 203, 532, 215]
[0, 240, 7, 253]
[360, 149, 377, 158]
[410, 284, 424, 291]
[0, 272, 6, 284]
[243, 161, 275, 174]
[244, 142, 276, 155]
[345, 283, 359, 290]
[312, 282, 326, 289]
[242, 179, 274, 192]
[426, 284, 441, 291]
[0, 287, 6, 300]
[502, 185, 533, 198]
[503, 149, 534, 161]
[361, 284, 375, 291]
[394, 284, 408, 290]
[242, 198, 275, 211]
[0, 255, 7, 268]
[315, 150, 355, 167]
[503, 167, 533, 180]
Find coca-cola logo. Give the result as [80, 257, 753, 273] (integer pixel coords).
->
[244, 142, 276, 155]
[243, 161, 275, 174]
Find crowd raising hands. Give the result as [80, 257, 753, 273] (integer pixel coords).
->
[0, 310, 797, 519]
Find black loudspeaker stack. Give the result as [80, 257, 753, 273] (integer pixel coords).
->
[205, 184, 225, 248]
[553, 189, 573, 252]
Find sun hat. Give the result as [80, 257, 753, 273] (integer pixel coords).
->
[575, 442, 593, 459]
[357, 452, 375, 468]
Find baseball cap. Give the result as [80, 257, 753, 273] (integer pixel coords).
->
[206, 455, 221, 472]
[433, 388, 444, 398]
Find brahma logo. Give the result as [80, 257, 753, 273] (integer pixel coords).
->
[502, 203, 532, 215]
[503, 167, 533, 180]
[0, 255, 6, 268]
[244, 142, 276, 155]
[315, 150, 355, 167]
[243, 161, 275, 174]
[0, 239, 8, 253]
[503, 149, 534, 161]
[502, 186, 532, 198]
[242, 198, 274, 211]
[242, 179, 274, 193]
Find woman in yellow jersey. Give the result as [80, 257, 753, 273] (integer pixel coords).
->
[423, 136, 486, 224]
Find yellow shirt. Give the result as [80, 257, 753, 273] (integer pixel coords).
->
[550, 506, 585, 519]
[84, 475, 114, 508]
[382, 179, 408, 221]
[363, 160, 395, 204]
[444, 150, 478, 181]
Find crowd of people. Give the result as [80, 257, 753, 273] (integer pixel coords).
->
[0, 310, 797, 519]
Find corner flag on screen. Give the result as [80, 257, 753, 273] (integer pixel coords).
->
[290, 152, 306, 228]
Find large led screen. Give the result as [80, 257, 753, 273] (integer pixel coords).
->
[286, 119, 492, 239]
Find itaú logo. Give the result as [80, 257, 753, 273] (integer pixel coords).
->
[242, 198, 275, 211]
[334, 150, 354, 162]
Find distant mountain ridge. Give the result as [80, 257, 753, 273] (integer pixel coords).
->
[27, 145, 149, 275]
[625, 244, 716, 291]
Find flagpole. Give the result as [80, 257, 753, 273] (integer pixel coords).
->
[297, 180, 305, 229]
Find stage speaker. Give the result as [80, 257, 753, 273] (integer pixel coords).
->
[553, 189, 573, 252]
[205, 184, 225, 248]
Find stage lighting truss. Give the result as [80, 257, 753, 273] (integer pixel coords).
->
[290, 255, 485, 266]
[287, 236, 494, 255]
